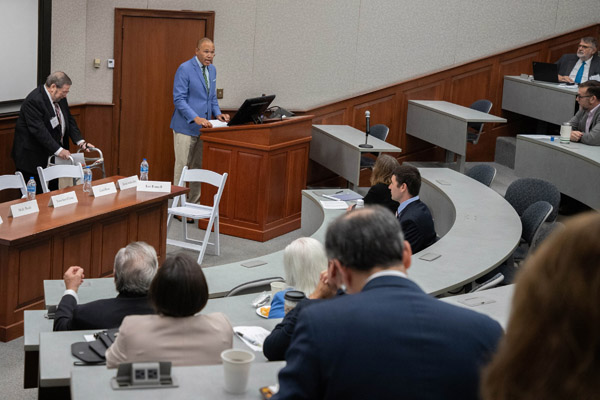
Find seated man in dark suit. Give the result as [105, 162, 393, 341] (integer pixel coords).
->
[53, 242, 158, 331]
[388, 164, 436, 253]
[556, 36, 600, 83]
[274, 207, 503, 400]
[569, 80, 600, 145]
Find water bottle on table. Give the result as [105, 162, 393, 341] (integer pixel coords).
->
[140, 158, 149, 181]
[26, 177, 36, 200]
[83, 167, 92, 193]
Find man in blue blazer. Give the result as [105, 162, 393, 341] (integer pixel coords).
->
[556, 37, 600, 83]
[274, 207, 503, 400]
[170, 38, 229, 204]
[389, 164, 437, 253]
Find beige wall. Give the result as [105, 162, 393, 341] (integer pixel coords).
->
[52, 0, 600, 110]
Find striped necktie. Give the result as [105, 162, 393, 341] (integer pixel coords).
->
[202, 66, 209, 94]
[53, 102, 63, 140]
[574, 61, 586, 84]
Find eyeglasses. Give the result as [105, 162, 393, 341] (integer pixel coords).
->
[578, 44, 593, 49]
[576, 94, 592, 99]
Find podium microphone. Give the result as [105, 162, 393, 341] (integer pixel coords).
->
[359, 110, 373, 148]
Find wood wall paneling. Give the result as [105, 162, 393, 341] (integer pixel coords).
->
[286, 147, 308, 216]
[266, 152, 287, 224]
[17, 241, 52, 309]
[99, 216, 130, 276]
[233, 151, 263, 224]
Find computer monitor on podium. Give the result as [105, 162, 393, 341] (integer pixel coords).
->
[228, 94, 276, 126]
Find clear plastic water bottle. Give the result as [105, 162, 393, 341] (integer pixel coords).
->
[355, 199, 364, 209]
[83, 167, 92, 193]
[140, 158, 149, 181]
[26, 177, 36, 200]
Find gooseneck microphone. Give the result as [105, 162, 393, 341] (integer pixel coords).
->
[359, 110, 373, 148]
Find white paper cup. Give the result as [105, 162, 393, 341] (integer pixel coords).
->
[270, 281, 286, 296]
[560, 124, 572, 144]
[221, 349, 255, 394]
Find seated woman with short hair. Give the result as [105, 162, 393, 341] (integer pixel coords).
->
[106, 253, 233, 368]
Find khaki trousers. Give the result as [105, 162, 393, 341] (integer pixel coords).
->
[173, 131, 202, 203]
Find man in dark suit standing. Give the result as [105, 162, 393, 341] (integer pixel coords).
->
[53, 242, 157, 331]
[556, 37, 600, 83]
[389, 164, 436, 253]
[274, 207, 503, 400]
[11, 71, 94, 193]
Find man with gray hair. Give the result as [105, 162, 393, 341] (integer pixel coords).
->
[274, 207, 502, 400]
[556, 36, 600, 83]
[11, 71, 95, 193]
[53, 242, 158, 331]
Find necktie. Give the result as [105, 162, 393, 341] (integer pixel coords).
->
[574, 61, 586, 84]
[202, 66, 209, 94]
[53, 102, 63, 140]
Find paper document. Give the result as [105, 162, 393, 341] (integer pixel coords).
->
[331, 193, 363, 201]
[234, 326, 271, 351]
[320, 200, 348, 210]
[209, 119, 228, 128]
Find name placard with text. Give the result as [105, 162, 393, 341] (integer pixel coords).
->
[92, 182, 118, 198]
[137, 181, 171, 193]
[9, 200, 40, 218]
[48, 192, 78, 208]
[118, 176, 139, 190]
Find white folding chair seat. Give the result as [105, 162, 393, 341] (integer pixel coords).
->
[167, 167, 228, 264]
[37, 156, 85, 193]
[0, 172, 28, 198]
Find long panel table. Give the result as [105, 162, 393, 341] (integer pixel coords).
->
[406, 100, 507, 172]
[0, 177, 187, 342]
[310, 125, 402, 189]
[70, 361, 285, 400]
[515, 134, 600, 210]
[203, 168, 522, 297]
[441, 285, 514, 330]
[502, 75, 578, 125]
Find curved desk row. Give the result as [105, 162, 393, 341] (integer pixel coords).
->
[515, 134, 600, 210]
[203, 168, 522, 297]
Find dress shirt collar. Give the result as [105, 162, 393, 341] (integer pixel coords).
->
[587, 102, 600, 117]
[365, 269, 408, 284]
[396, 195, 420, 216]
[570, 56, 592, 82]
[43, 85, 55, 107]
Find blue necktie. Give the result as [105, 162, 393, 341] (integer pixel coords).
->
[574, 61, 586, 84]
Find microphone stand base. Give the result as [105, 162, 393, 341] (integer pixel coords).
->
[358, 144, 373, 148]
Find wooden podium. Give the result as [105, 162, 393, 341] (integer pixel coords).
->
[200, 116, 313, 242]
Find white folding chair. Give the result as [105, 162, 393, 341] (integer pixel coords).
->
[0, 172, 28, 198]
[37, 156, 85, 193]
[167, 167, 228, 264]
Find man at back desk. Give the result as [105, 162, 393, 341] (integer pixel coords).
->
[569, 80, 600, 145]
[556, 37, 600, 83]
[53, 242, 157, 331]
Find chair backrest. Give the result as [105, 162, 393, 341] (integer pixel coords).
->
[465, 164, 496, 187]
[0, 172, 28, 198]
[520, 201, 553, 247]
[37, 163, 85, 193]
[226, 277, 285, 297]
[177, 167, 228, 207]
[370, 124, 389, 142]
[504, 178, 560, 222]
[468, 99, 493, 133]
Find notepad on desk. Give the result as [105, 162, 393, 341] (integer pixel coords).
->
[320, 201, 348, 209]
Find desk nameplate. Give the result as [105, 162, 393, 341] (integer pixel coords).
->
[9, 200, 40, 217]
[137, 181, 171, 193]
[92, 182, 117, 198]
[117, 176, 139, 190]
[48, 192, 78, 208]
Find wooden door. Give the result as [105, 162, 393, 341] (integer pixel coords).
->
[114, 9, 214, 181]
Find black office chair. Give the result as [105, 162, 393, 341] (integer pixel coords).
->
[465, 164, 496, 187]
[360, 124, 390, 168]
[504, 178, 560, 223]
[466, 99, 493, 145]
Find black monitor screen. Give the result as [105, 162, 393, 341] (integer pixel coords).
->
[228, 94, 276, 126]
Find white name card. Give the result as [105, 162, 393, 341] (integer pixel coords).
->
[9, 200, 40, 218]
[117, 175, 139, 190]
[48, 191, 79, 208]
[137, 181, 171, 193]
[92, 182, 118, 198]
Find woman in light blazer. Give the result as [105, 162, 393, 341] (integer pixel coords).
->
[106, 253, 232, 368]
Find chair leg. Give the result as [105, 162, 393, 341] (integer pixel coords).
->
[214, 214, 220, 256]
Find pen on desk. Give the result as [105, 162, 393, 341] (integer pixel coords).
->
[321, 194, 342, 201]
[334, 190, 343, 194]
[235, 331, 261, 347]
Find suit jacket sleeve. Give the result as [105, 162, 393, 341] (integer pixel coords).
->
[273, 310, 322, 400]
[399, 218, 421, 252]
[53, 294, 78, 331]
[21, 95, 62, 155]
[581, 112, 600, 145]
[263, 299, 307, 361]
[173, 64, 198, 124]
[555, 54, 575, 76]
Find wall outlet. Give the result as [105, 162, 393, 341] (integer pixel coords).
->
[217, 88, 224, 99]
[107, 59, 115, 69]
[93, 59, 101, 68]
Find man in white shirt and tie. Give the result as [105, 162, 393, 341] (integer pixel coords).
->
[569, 80, 600, 145]
[556, 37, 600, 84]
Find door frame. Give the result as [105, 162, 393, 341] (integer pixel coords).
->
[112, 8, 215, 175]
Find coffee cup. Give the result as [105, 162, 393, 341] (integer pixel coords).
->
[221, 349, 255, 394]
